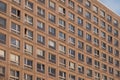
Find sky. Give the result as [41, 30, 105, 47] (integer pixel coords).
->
[99, 0, 120, 15]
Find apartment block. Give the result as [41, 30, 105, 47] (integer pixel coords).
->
[0, 0, 120, 80]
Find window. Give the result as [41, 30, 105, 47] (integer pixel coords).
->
[77, 6, 83, 14]
[0, 49, 5, 60]
[25, 28, 33, 40]
[102, 75, 107, 80]
[48, 13, 56, 23]
[69, 49, 75, 58]
[101, 42, 106, 50]
[114, 39, 119, 47]
[94, 72, 100, 80]
[49, 53, 56, 63]
[11, 7, 20, 19]
[85, 11, 91, 19]
[59, 71, 66, 80]
[59, 57, 66, 67]
[69, 24, 75, 33]
[109, 78, 114, 80]
[58, 6, 65, 15]
[49, 0, 55, 10]
[113, 19, 118, 26]
[24, 73, 32, 80]
[94, 60, 100, 68]
[0, 1, 7, 12]
[37, 77, 45, 80]
[24, 43, 33, 54]
[78, 40, 84, 49]
[108, 46, 113, 53]
[94, 38, 99, 46]
[59, 19, 66, 28]
[59, 44, 66, 53]
[114, 49, 119, 57]
[0, 66, 5, 76]
[100, 10, 105, 17]
[101, 53, 107, 61]
[115, 60, 119, 67]
[108, 56, 113, 64]
[37, 63, 45, 73]
[37, 34, 45, 45]
[48, 40, 56, 49]
[93, 16, 98, 24]
[78, 53, 84, 61]
[69, 74, 75, 80]
[86, 22, 91, 30]
[85, 0, 91, 8]
[86, 57, 92, 65]
[69, 61, 75, 70]
[101, 20, 106, 28]
[77, 0, 83, 3]
[93, 5, 98, 13]
[108, 35, 112, 43]
[87, 69, 92, 77]
[37, 49, 45, 59]
[10, 53, 20, 65]
[68, 12, 75, 21]
[37, 7, 45, 18]
[94, 49, 99, 57]
[37, 20, 45, 31]
[115, 70, 120, 77]
[77, 17, 83, 25]
[24, 58, 33, 69]
[37, 0, 45, 4]
[102, 64, 107, 71]
[12, 0, 21, 4]
[107, 15, 112, 22]
[68, 0, 74, 9]
[59, 31, 66, 40]
[78, 65, 84, 74]
[107, 25, 112, 33]
[114, 29, 118, 37]
[10, 69, 19, 80]
[93, 27, 99, 35]
[25, 0, 33, 10]
[25, 14, 33, 25]
[0, 33, 6, 44]
[78, 77, 84, 80]
[109, 67, 114, 74]
[11, 22, 20, 34]
[48, 67, 56, 77]
[59, 0, 65, 3]
[78, 29, 83, 37]
[101, 31, 106, 39]
[86, 45, 92, 53]
[86, 33, 92, 41]
[69, 36, 75, 45]
[11, 37, 20, 49]
[0, 17, 6, 28]
[49, 26, 56, 36]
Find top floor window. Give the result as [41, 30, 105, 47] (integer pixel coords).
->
[100, 10, 105, 17]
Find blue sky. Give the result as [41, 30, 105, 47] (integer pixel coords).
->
[99, 0, 120, 15]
